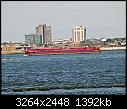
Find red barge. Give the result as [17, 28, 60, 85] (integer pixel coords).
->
[25, 47, 101, 56]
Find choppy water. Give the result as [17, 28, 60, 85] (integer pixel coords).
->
[1, 50, 126, 95]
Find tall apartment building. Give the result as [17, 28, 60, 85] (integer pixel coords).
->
[45, 26, 52, 44]
[35, 24, 52, 44]
[72, 26, 86, 43]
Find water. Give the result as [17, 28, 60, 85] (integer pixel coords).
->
[1, 50, 126, 95]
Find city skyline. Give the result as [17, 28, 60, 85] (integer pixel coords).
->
[1, 1, 126, 43]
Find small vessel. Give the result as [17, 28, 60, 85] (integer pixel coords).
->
[25, 47, 101, 56]
[23, 54, 28, 56]
[2, 58, 11, 60]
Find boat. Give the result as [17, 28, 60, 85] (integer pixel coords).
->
[25, 47, 101, 56]
[23, 54, 28, 56]
[2, 58, 11, 60]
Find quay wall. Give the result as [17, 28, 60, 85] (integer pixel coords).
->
[100, 46, 126, 51]
[1, 50, 25, 54]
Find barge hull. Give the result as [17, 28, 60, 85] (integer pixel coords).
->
[25, 47, 101, 56]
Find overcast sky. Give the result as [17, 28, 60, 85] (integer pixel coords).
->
[1, 1, 126, 43]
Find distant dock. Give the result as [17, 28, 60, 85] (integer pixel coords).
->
[100, 46, 126, 51]
[1, 50, 25, 54]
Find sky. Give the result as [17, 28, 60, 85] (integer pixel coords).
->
[1, 1, 126, 43]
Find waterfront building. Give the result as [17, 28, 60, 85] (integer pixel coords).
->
[1, 44, 17, 54]
[25, 33, 35, 45]
[101, 38, 106, 42]
[1, 44, 16, 51]
[36, 24, 46, 36]
[45, 26, 52, 44]
[35, 34, 43, 45]
[72, 26, 86, 43]
[36, 24, 52, 45]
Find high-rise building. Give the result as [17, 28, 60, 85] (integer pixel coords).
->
[36, 24, 46, 35]
[25, 33, 35, 45]
[35, 34, 43, 45]
[35, 24, 52, 44]
[72, 26, 86, 43]
[45, 26, 52, 44]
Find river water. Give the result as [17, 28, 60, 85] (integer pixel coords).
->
[1, 50, 126, 95]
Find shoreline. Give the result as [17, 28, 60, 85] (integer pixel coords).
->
[1, 46, 126, 55]
[100, 46, 126, 51]
[1, 50, 25, 55]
